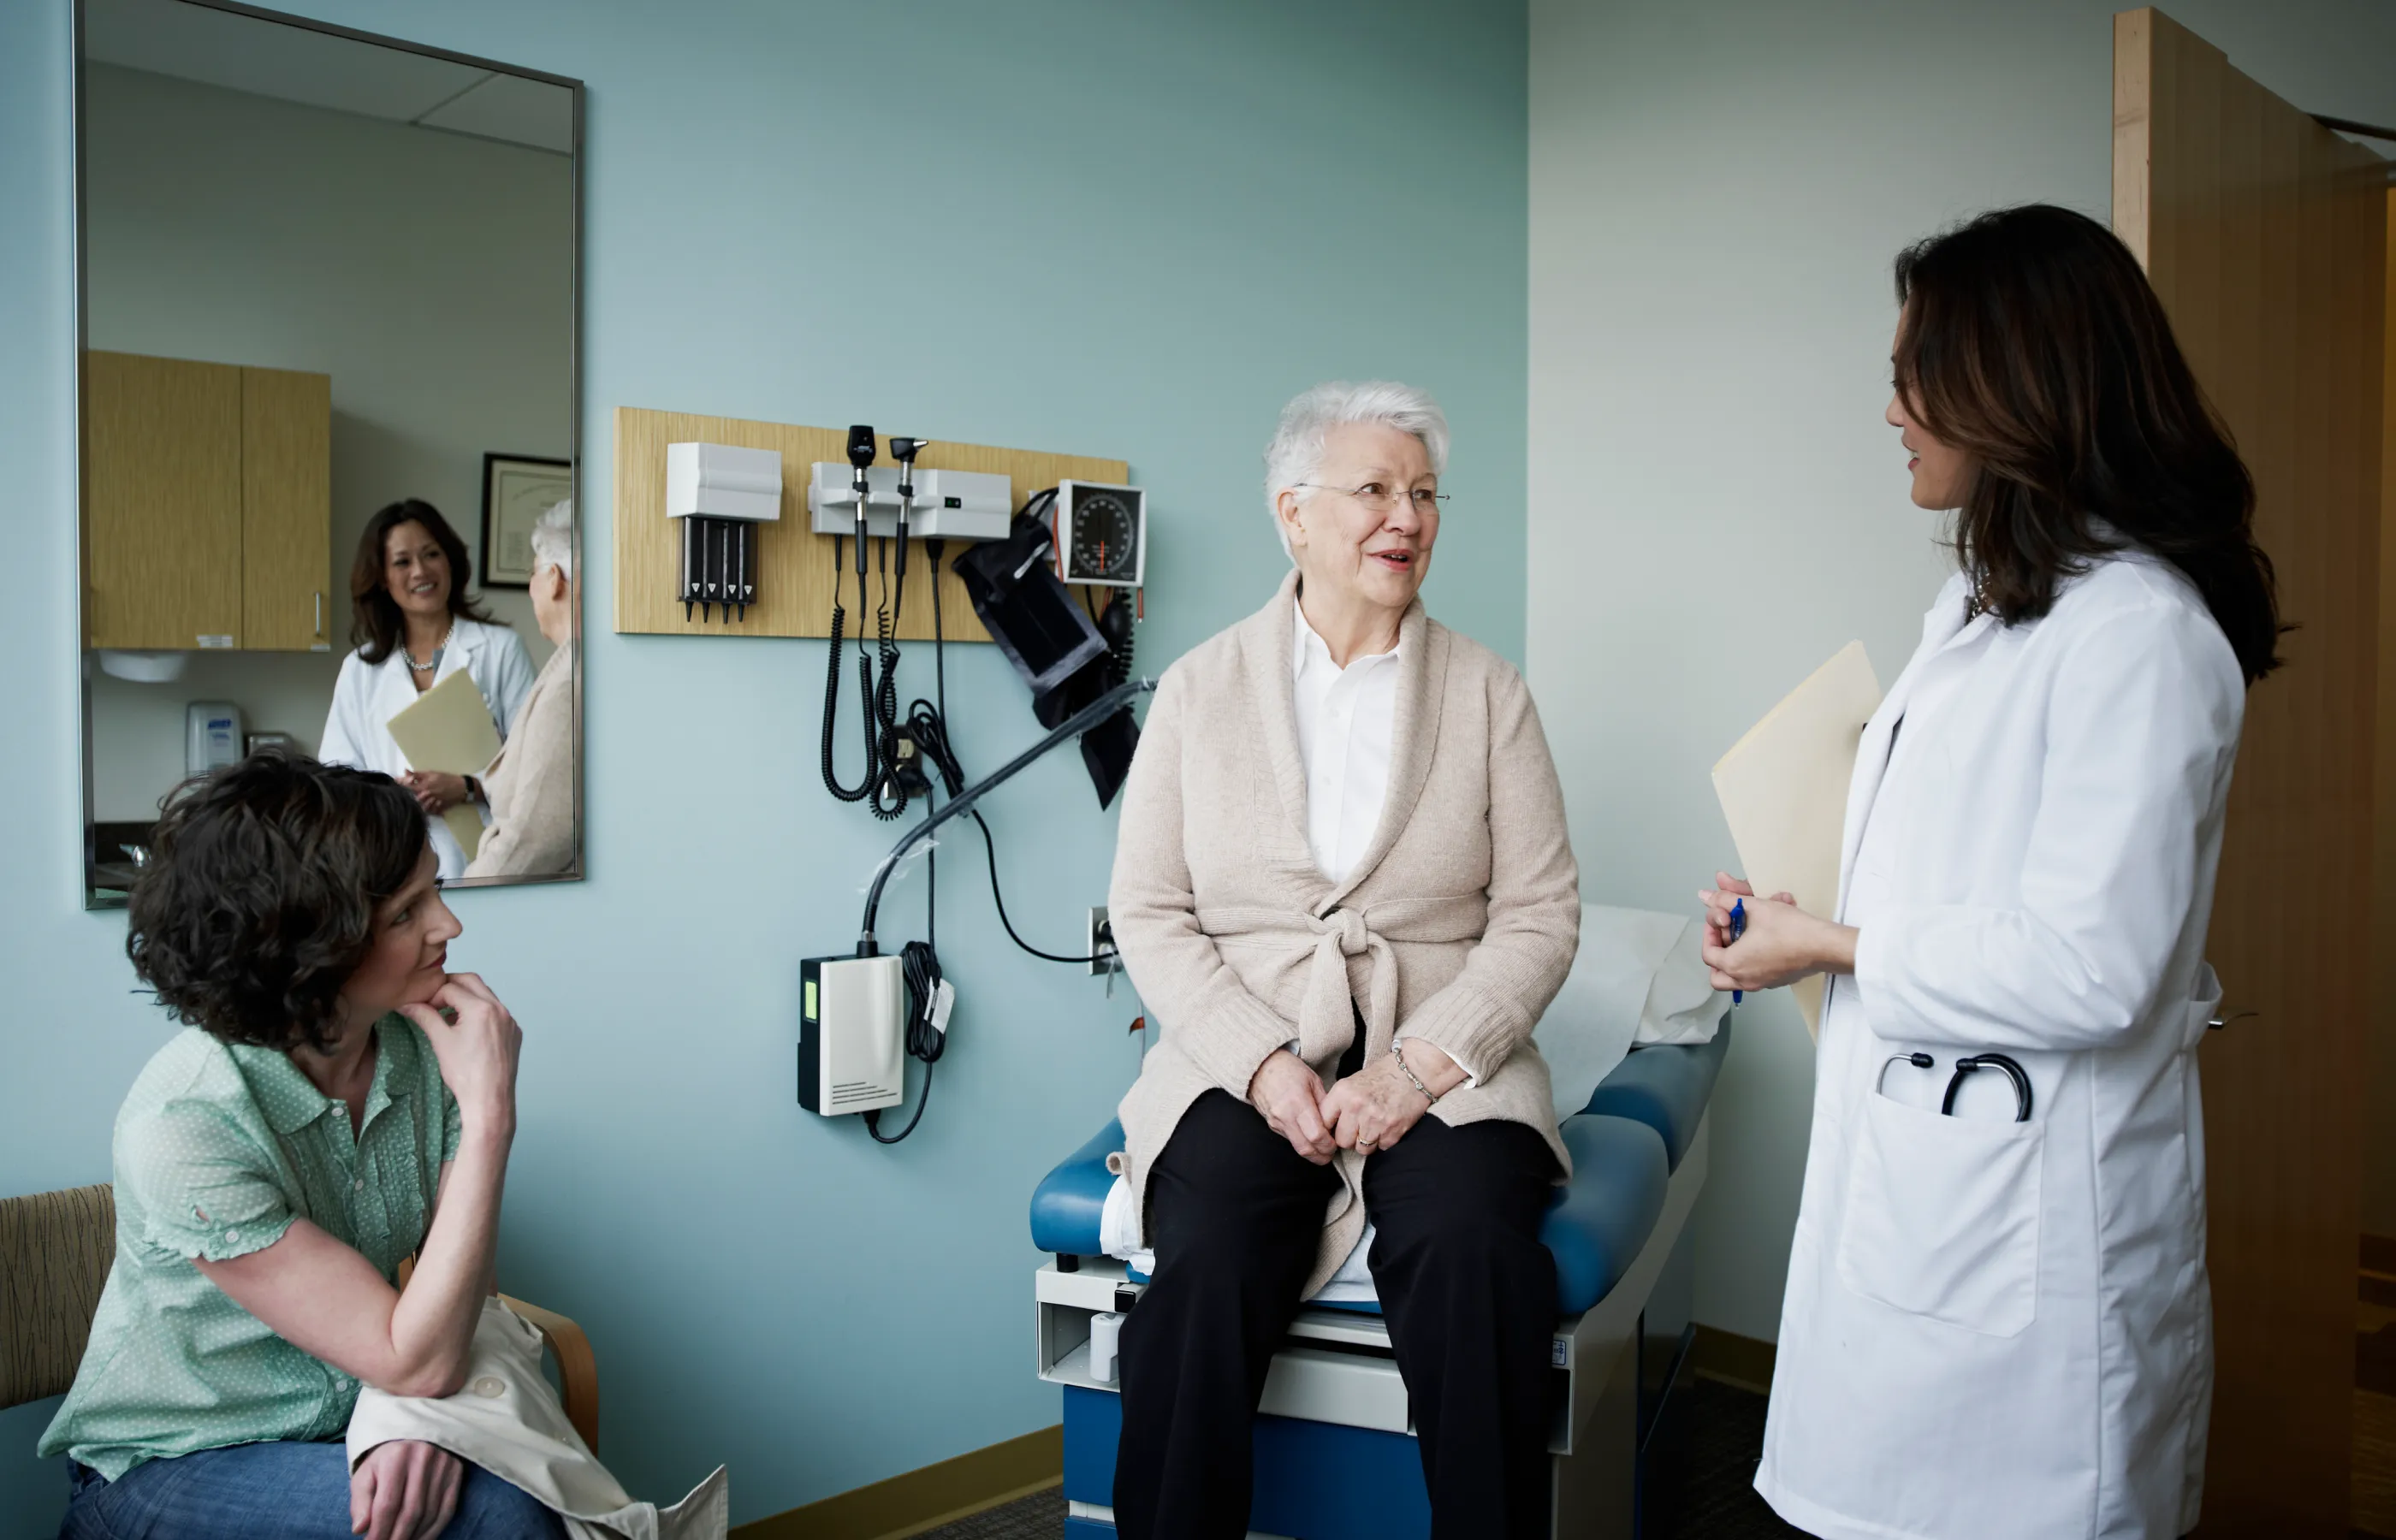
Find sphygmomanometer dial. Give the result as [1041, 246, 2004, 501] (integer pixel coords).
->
[1059, 483, 1147, 588]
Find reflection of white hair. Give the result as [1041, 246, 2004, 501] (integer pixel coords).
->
[530, 499, 572, 580]
[1261, 381, 1450, 559]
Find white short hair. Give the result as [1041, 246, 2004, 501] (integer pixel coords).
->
[1261, 381, 1450, 558]
[530, 499, 572, 581]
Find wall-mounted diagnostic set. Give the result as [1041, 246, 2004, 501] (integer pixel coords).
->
[790, 424, 1154, 1146]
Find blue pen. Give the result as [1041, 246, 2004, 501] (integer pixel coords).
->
[1728, 899, 1747, 1005]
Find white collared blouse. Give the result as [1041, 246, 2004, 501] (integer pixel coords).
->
[319, 616, 535, 878]
[1289, 602, 1480, 1085]
[1290, 604, 1403, 886]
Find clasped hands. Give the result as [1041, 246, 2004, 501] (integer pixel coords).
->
[1698, 872, 1859, 994]
[397, 770, 472, 816]
[1247, 1040, 1466, 1166]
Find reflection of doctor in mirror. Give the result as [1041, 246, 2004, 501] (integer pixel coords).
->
[465, 502, 576, 879]
[320, 500, 533, 880]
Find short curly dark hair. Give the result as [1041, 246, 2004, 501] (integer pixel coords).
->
[127, 752, 430, 1053]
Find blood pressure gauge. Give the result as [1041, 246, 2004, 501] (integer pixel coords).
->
[1054, 481, 1147, 589]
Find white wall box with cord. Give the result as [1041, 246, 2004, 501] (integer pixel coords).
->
[798, 954, 905, 1116]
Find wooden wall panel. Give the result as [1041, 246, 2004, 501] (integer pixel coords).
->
[2115, 9, 2389, 1531]
[611, 406, 1128, 642]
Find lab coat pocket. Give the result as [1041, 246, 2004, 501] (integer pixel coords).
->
[1836, 1090, 2043, 1336]
[2181, 962, 2224, 1051]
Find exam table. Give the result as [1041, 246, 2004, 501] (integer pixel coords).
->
[1029, 1022, 1730, 1539]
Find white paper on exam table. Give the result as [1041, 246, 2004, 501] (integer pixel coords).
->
[1093, 903, 1723, 1301]
[1711, 640, 1882, 1041]
[1535, 904, 1727, 1124]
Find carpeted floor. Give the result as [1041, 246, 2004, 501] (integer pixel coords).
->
[1641, 1377, 1809, 1538]
[912, 1486, 1063, 1538]
[912, 1375, 1803, 1538]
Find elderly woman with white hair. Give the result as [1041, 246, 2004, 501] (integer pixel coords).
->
[462, 501, 577, 879]
[1106, 382, 1581, 1538]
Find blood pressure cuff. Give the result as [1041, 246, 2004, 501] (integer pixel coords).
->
[1033, 644, 1141, 809]
[952, 513, 1106, 696]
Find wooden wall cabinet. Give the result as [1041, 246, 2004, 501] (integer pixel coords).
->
[83, 350, 332, 653]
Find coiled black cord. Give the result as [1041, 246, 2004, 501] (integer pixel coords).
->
[866, 539, 910, 820]
[864, 938, 946, 1144]
[821, 536, 876, 803]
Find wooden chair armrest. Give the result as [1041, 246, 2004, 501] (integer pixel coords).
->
[500, 1294, 599, 1454]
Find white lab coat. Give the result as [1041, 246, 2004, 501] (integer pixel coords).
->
[1755, 553, 2244, 1540]
[319, 617, 535, 879]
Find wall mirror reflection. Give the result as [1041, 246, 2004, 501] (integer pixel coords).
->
[77, 0, 583, 906]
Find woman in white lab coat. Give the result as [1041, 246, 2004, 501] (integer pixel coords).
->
[1700, 204, 2282, 1540]
[321, 500, 534, 880]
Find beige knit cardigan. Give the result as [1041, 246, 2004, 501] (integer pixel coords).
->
[463, 643, 575, 880]
[1107, 572, 1581, 1299]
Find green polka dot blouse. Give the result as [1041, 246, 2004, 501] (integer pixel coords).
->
[39, 1016, 461, 1478]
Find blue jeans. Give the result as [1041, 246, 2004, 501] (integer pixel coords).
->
[61, 1441, 565, 1539]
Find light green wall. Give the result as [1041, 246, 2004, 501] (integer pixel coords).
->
[1527, 0, 2396, 1343]
[0, 0, 1527, 1529]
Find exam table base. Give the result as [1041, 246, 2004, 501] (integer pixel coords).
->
[1039, 1116, 1709, 1539]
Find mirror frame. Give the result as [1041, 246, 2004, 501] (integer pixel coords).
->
[73, 0, 586, 908]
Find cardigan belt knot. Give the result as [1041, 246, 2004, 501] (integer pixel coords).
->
[1274, 897, 1490, 1069]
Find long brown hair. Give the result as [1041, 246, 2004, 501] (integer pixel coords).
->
[1893, 204, 2282, 683]
[348, 499, 495, 664]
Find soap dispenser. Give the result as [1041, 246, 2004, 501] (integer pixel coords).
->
[185, 702, 245, 776]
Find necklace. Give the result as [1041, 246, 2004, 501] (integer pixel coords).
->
[1966, 566, 1995, 619]
[403, 619, 454, 674]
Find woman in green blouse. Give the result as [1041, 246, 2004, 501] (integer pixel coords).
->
[41, 754, 559, 1540]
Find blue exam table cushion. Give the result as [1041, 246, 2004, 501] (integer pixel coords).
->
[1578, 1018, 1730, 1171]
[1029, 1118, 1125, 1258]
[1028, 1105, 1689, 1315]
[1544, 1113, 1668, 1314]
[1028, 1029, 1727, 1259]
[1026, 1111, 1666, 1317]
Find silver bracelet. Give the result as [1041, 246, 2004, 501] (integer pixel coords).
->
[1391, 1040, 1439, 1105]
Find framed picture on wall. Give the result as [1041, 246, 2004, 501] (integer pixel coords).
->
[480, 453, 572, 588]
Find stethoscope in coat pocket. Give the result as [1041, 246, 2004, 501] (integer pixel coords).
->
[1878, 1051, 2035, 1122]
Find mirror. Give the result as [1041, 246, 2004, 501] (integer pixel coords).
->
[76, 0, 582, 905]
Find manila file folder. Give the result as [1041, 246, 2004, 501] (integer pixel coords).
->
[385, 669, 505, 862]
[1710, 641, 1882, 1040]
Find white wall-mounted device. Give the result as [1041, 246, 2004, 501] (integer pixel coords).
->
[798, 954, 905, 1116]
[1052, 481, 1147, 589]
[668, 441, 784, 522]
[667, 441, 784, 623]
[185, 701, 243, 775]
[804, 463, 1012, 542]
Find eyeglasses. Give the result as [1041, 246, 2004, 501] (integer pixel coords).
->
[1294, 482, 1450, 515]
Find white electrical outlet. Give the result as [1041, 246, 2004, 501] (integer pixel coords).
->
[1087, 906, 1117, 978]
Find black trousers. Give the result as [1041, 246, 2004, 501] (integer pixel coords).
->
[1112, 1080, 1559, 1539]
